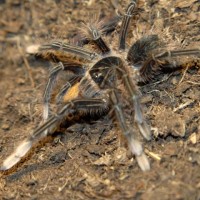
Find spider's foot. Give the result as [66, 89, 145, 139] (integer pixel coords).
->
[129, 137, 150, 171]
[0, 139, 32, 171]
[138, 121, 151, 141]
[26, 44, 40, 54]
[136, 153, 150, 171]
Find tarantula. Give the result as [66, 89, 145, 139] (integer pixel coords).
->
[1, 0, 200, 172]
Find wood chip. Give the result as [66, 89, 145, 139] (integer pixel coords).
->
[188, 132, 197, 144]
[175, 0, 196, 8]
[145, 149, 161, 161]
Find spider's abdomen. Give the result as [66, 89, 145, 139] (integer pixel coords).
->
[63, 82, 80, 102]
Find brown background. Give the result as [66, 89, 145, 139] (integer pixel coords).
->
[0, 0, 200, 199]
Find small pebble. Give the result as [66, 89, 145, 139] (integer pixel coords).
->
[17, 78, 25, 85]
[1, 123, 10, 130]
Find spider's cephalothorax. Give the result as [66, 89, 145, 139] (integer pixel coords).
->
[1, 0, 200, 171]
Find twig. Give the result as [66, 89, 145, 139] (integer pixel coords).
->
[178, 64, 189, 84]
[173, 100, 194, 112]
[17, 40, 35, 88]
[145, 149, 161, 161]
[186, 81, 200, 85]
[58, 179, 69, 192]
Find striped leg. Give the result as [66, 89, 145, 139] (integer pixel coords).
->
[155, 48, 200, 59]
[110, 89, 150, 171]
[127, 35, 200, 82]
[43, 62, 84, 122]
[116, 66, 151, 141]
[119, 0, 137, 50]
[0, 98, 108, 171]
[43, 62, 64, 121]
[39, 41, 99, 60]
[140, 48, 200, 82]
[81, 20, 111, 54]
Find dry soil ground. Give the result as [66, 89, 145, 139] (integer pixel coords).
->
[0, 0, 200, 199]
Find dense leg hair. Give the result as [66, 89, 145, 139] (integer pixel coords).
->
[39, 41, 99, 60]
[127, 35, 163, 82]
[140, 48, 200, 82]
[117, 67, 151, 141]
[127, 35, 160, 65]
[84, 24, 110, 54]
[109, 89, 150, 171]
[127, 35, 200, 82]
[0, 98, 109, 171]
[74, 15, 121, 47]
[119, 0, 137, 50]
[90, 56, 150, 171]
[80, 16, 111, 55]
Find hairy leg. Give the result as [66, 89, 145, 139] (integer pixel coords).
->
[0, 98, 108, 171]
